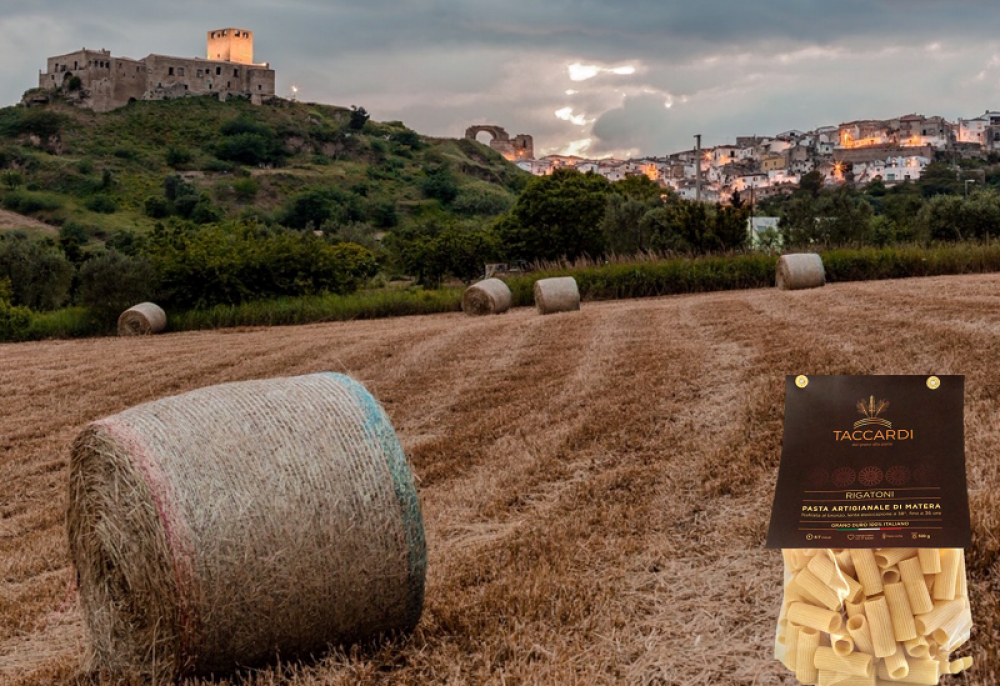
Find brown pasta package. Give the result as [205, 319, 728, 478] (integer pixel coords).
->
[774, 548, 973, 685]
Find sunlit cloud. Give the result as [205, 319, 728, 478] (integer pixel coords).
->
[555, 106, 590, 126]
[560, 138, 593, 156]
[568, 62, 637, 81]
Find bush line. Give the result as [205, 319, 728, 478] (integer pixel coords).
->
[9, 242, 1000, 342]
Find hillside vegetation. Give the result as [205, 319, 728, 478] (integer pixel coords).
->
[0, 95, 526, 242]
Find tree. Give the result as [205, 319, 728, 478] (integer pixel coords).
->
[0, 236, 74, 310]
[917, 161, 961, 198]
[798, 170, 824, 198]
[77, 251, 160, 326]
[349, 106, 370, 131]
[420, 163, 460, 204]
[497, 168, 611, 262]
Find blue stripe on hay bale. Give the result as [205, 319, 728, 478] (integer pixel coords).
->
[327, 373, 427, 629]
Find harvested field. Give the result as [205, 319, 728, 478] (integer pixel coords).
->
[2, 274, 999, 685]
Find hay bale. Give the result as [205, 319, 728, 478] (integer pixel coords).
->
[68, 373, 426, 681]
[461, 278, 512, 316]
[117, 302, 166, 336]
[776, 253, 825, 291]
[534, 276, 580, 315]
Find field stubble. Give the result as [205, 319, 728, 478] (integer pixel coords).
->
[2, 274, 1000, 685]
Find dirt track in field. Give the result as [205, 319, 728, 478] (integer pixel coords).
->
[0, 209, 54, 232]
[2, 275, 999, 685]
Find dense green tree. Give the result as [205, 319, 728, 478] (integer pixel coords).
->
[145, 222, 377, 307]
[799, 170, 824, 198]
[282, 188, 363, 230]
[0, 236, 74, 310]
[498, 168, 611, 262]
[386, 222, 500, 286]
[58, 222, 89, 263]
[77, 251, 160, 325]
[917, 161, 961, 197]
[420, 163, 460, 205]
[349, 106, 370, 131]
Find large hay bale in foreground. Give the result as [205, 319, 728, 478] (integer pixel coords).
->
[776, 253, 825, 291]
[68, 373, 426, 681]
[117, 302, 166, 336]
[534, 276, 580, 315]
[462, 278, 512, 316]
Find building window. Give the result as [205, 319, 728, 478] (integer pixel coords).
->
[197, 69, 203, 77]
[234, 69, 239, 76]
[168, 67, 174, 76]
[178, 67, 185, 76]
[216, 67, 221, 75]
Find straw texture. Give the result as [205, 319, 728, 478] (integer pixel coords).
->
[67, 373, 426, 681]
[534, 277, 581, 315]
[117, 302, 167, 336]
[776, 253, 825, 291]
[461, 278, 512, 316]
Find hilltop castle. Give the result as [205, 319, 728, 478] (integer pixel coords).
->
[35, 28, 276, 112]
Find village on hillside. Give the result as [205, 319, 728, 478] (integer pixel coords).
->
[509, 112, 1000, 202]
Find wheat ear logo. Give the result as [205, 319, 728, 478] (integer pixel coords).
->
[855, 396, 891, 429]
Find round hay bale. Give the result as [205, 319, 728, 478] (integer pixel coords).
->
[68, 373, 426, 681]
[534, 276, 580, 315]
[461, 278, 512, 316]
[117, 302, 166, 336]
[776, 253, 825, 291]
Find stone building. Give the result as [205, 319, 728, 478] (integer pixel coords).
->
[36, 28, 275, 112]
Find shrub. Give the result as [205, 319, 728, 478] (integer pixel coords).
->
[232, 176, 259, 201]
[77, 251, 160, 327]
[0, 299, 32, 340]
[452, 186, 514, 216]
[2, 189, 64, 214]
[144, 195, 170, 218]
[165, 145, 193, 169]
[146, 222, 378, 308]
[85, 195, 117, 214]
[0, 236, 74, 310]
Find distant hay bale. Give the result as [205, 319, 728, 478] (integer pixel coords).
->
[462, 278, 512, 316]
[117, 302, 166, 336]
[776, 253, 825, 291]
[534, 276, 580, 315]
[67, 373, 427, 681]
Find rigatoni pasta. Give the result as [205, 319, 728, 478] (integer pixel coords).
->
[775, 549, 972, 685]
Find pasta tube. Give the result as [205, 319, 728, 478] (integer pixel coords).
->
[850, 549, 884, 597]
[864, 597, 897, 658]
[813, 646, 874, 678]
[796, 627, 821, 685]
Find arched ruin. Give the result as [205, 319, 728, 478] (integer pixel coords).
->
[465, 125, 534, 161]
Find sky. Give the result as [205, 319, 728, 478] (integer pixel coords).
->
[4, 1, 1000, 159]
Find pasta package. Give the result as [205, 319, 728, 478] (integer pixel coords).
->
[766, 376, 975, 685]
[775, 548, 973, 685]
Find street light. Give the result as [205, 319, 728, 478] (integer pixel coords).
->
[965, 179, 975, 198]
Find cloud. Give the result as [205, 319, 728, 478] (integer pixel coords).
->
[5, 2, 1000, 158]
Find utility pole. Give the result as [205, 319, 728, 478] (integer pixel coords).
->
[694, 134, 702, 203]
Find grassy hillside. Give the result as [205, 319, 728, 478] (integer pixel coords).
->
[0, 94, 527, 246]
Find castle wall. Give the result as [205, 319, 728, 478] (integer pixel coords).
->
[36, 29, 275, 112]
[143, 55, 274, 103]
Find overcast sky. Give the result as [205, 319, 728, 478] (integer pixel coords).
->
[4, 1, 1000, 158]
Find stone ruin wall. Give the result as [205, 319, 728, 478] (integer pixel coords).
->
[465, 125, 534, 161]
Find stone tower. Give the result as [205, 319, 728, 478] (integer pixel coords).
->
[207, 28, 254, 64]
